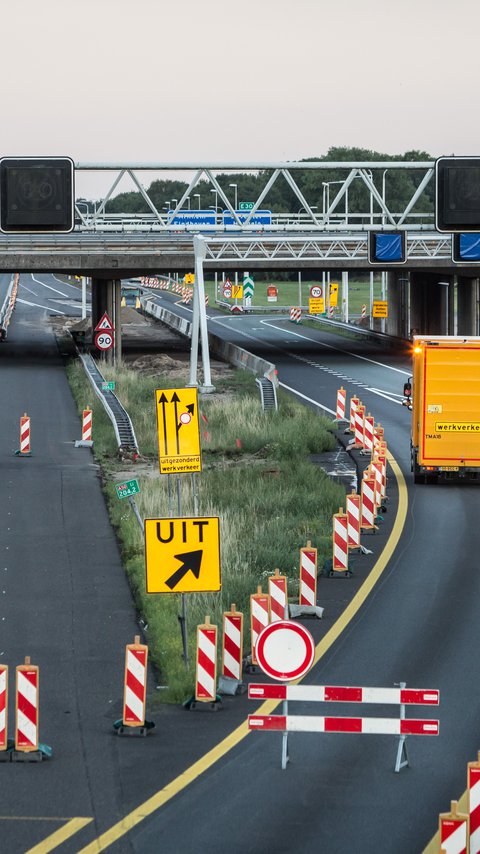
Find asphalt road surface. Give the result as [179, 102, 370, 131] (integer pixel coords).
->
[1, 280, 479, 853]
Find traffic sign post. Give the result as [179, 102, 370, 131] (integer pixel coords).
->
[95, 331, 114, 351]
[252, 620, 315, 769]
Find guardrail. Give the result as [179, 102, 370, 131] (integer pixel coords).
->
[76, 351, 139, 456]
[0, 274, 19, 339]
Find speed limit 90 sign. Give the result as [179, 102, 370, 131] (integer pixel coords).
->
[95, 331, 114, 350]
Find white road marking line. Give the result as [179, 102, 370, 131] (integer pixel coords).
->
[31, 274, 70, 298]
[17, 298, 65, 315]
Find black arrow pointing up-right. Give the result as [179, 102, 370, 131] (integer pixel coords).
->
[165, 550, 203, 590]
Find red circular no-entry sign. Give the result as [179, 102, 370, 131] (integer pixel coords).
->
[255, 620, 315, 682]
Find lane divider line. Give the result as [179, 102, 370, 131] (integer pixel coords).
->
[73, 450, 408, 854]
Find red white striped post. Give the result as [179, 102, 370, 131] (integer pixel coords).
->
[250, 587, 271, 666]
[468, 754, 480, 854]
[82, 407, 93, 443]
[373, 423, 384, 455]
[332, 508, 349, 574]
[15, 657, 39, 752]
[222, 605, 243, 682]
[361, 304, 366, 319]
[371, 459, 384, 511]
[346, 491, 361, 550]
[299, 541, 317, 606]
[19, 413, 31, 456]
[361, 474, 377, 532]
[439, 801, 468, 854]
[122, 636, 148, 727]
[363, 413, 375, 455]
[349, 396, 359, 433]
[290, 307, 301, 323]
[195, 616, 218, 702]
[268, 569, 288, 621]
[249, 715, 439, 736]
[335, 387, 347, 421]
[354, 404, 365, 449]
[0, 665, 8, 751]
[377, 450, 387, 501]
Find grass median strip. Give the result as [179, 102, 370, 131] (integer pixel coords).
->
[67, 358, 345, 702]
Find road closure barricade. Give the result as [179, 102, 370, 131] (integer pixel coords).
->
[0, 665, 7, 754]
[219, 605, 244, 695]
[249, 680, 439, 772]
[335, 387, 347, 422]
[248, 588, 271, 669]
[268, 569, 288, 622]
[289, 307, 301, 324]
[75, 406, 94, 448]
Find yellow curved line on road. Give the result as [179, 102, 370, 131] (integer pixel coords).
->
[66, 451, 407, 854]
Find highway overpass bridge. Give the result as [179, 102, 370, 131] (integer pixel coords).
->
[1, 159, 479, 344]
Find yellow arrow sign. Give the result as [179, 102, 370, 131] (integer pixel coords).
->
[155, 387, 202, 474]
[145, 516, 221, 593]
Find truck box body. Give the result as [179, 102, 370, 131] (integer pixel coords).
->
[412, 336, 480, 478]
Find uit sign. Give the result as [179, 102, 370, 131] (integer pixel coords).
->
[155, 387, 202, 474]
[145, 516, 221, 593]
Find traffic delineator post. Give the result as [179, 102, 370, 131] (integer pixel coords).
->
[75, 406, 94, 448]
[290, 542, 324, 620]
[349, 396, 359, 434]
[331, 508, 350, 577]
[12, 656, 51, 760]
[249, 587, 271, 667]
[439, 801, 468, 854]
[361, 472, 378, 533]
[222, 604, 244, 682]
[335, 387, 347, 422]
[268, 569, 288, 621]
[15, 413, 32, 457]
[353, 404, 366, 450]
[218, 604, 245, 696]
[468, 753, 480, 854]
[195, 616, 220, 704]
[289, 307, 301, 323]
[0, 665, 8, 752]
[346, 491, 361, 551]
[363, 413, 375, 455]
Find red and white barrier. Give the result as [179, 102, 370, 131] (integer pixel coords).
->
[19, 413, 31, 456]
[349, 396, 359, 433]
[249, 715, 438, 736]
[250, 588, 271, 665]
[328, 305, 334, 318]
[195, 617, 218, 702]
[361, 304, 366, 319]
[249, 680, 439, 770]
[332, 509, 349, 574]
[248, 684, 439, 705]
[439, 801, 468, 854]
[361, 473, 377, 531]
[363, 413, 375, 455]
[15, 657, 39, 752]
[346, 491, 361, 550]
[290, 307, 301, 323]
[468, 756, 480, 854]
[222, 605, 243, 682]
[299, 542, 317, 606]
[377, 450, 387, 500]
[0, 665, 7, 751]
[335, 387, 347, 421]
[123, 636, 148, 727]
[373, 423, 384, 454]
[268, 569, 288, 621]
[371, 459, 384, 510]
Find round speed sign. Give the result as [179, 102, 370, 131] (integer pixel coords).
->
[95, 331, 114, 351]
[310, 285, 323, 298]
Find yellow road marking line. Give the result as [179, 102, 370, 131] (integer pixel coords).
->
[24, 818, 93, 853]
[75, 450, 407, 854]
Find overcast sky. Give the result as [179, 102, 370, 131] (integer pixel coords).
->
[4, 0, 479, 198]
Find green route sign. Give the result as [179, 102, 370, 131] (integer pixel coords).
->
[115, 479, 140, 500]
[102, 381, 116, 391]
[239, 202, 254, 210]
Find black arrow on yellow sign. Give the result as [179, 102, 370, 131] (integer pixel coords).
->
[165, 550, 203, 590]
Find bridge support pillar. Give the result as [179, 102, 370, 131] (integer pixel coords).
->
[385, 272, 409, 338]
[91, 278, 122, 362]
[408, 272, 452, 336]
[457, 276, 479, 335]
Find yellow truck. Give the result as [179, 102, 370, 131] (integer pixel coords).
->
[409, 336, 480, 483]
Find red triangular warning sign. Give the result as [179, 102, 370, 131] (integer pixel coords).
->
[94, 312, 114, 332]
